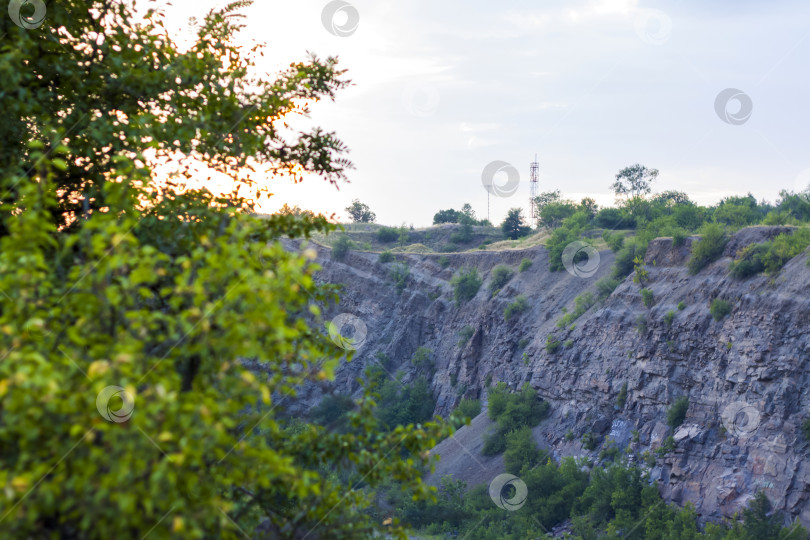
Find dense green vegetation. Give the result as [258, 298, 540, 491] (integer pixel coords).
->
[482, 383, 550, 456]
[454, 398, 482, 420]
[332, 234, 353, 260]
[710, 298, 733, 321]
[540, 166, 810, 284]
[0, 3, 457, 538]
[489, 264, 515, 294]
[729, 228, 810, 277]
[452, 267, 483, 304]
[389, 262, 410, 294]
[397, 462, 806, 539]
[667, 396, 690, 428]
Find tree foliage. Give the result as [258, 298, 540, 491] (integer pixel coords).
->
[0, 3, 450, 538]
[501, 208, 531, 239]
[345, 199, 376, 223]
[0, 0, 352, 234]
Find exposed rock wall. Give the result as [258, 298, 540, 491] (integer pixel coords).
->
[291, 226, 810, 527]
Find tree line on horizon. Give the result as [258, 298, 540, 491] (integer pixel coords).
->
[329, 164, 810, 246]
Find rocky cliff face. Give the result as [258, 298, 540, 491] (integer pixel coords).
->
[291, 226, 810, 528]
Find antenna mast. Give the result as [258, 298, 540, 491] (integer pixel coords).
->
[529, 154, 539, 227]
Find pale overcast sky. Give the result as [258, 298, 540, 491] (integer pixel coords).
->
[161, 0, 810, 226]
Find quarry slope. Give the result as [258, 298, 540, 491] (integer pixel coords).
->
[292, 226, 810, 528]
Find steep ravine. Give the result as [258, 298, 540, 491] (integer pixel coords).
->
[289, 226, 810, 528]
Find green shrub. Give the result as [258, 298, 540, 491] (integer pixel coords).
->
[730, 229, 810, 278]
[449, 221, 473, 244]
[504, 426, 545, 474]
[454, 398, 481, 420]
[582, 431, 598, 451]
[657, 435, 676, 456]
[518, 338, 529, 349]
[545, 334, 561, 353]
[607, 232, 625, 252]
[457, 325, 474, 346]
[483, 383, 550, 456]
[377, 377, 436, 431]
[438, 255, 451, 268]
[547, 224, 586, 272]
[504, 295, 529, 321]
[677, 301, 687, 310]
[762, 228, 810, 272]
[595, 207, 634, 229]
[411, 347, 433, 370]
[598, 440, 620, 463]
[482, 428, 507, 456]
[557, 291, 596, 328]
[687, 223, 727, 274]
[664, 310, 675, 327]
[331, 234, 353, 261]
[311, 394, 355, 430]
[612, 238, 647, 279]
[379, 250, 394, 263]
[616, 382, 628, 409]
[729, 243, 768, 278]
[487, 382, 509, 420]
[641, 288, 654, 308]
[803, 418, 810, 440]
[564, 339, 574, 348]
[596, 276, 620, 298]
[671, 229, 688, 247]
[635, 313, 648, 334]
[397, 225, 410, 246]
[489, 264, 514, 294]
[667, 396, 689, 428]
[565, 429, 575, 441]
[451, 267, 482, 304]
[390, 263, 410, 294]
[519, 258, 533, 272]
[709, 298, 732, 321]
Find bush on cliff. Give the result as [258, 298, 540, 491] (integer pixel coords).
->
[688, 223, 728, 274]
[451, 267, 483, 304]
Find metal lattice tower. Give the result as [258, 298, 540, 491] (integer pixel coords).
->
[529, 154, 539, 227]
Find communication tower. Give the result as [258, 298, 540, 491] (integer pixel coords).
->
[529, 155, 539, 227]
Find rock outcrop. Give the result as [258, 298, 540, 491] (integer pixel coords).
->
[291, 226, 810, 527]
